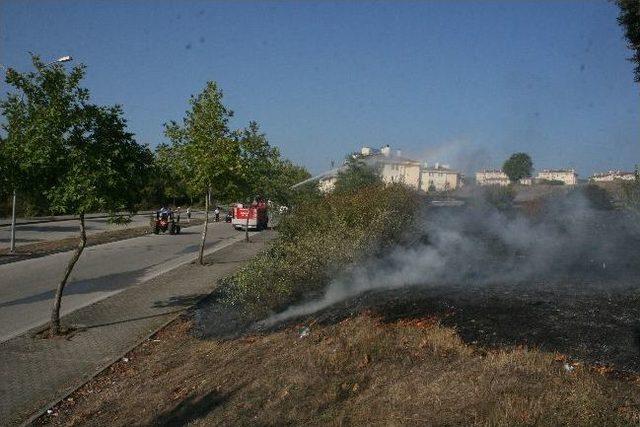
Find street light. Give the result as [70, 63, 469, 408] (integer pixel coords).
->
[3, 54, 73, 254]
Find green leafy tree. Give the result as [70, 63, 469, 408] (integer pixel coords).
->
[0, 136, 14, 213]
[502, 153, 533, 183]
[154, 143, 189, 206]
[616, 0, 640, 83]
[0, 56, 86, 218]
[165, 81, 240, 264]
[236, 121, 310, 205]
[236, 121, 279, 198]
[234, 122, 312, 239]
[233, 121, 280, 241]
[269, 159, 311, 206]
[1, 55, 152, 335]
[334, 156, 382, 194]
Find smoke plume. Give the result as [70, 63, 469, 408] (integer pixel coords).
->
[261, 189, 640, 327]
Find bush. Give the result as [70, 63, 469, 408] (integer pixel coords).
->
[620, 172, 640, 213]
[220, 183, 421, 318]
[333, 157, 382, 195]
[538, 179, 565, 186]
[481, 185, 516, 211]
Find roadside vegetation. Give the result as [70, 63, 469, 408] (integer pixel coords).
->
[1, 55, 153, 335]
[162, 86, 308, 263]
[0, 54, 308, 335]
[220, 162, 421, 318]
[620, 168, 640, 213]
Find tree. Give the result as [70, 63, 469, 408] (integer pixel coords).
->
[165, 82, 238, 264]
[502, 153, 533, 183]
[1, 55, 152, 335]
[616, 0, 640, 83]
[153, 143, 189, 206]
[235, 121, 279, 197]
[269, 159, 311, 206]
[235, 122, 311, 204]
[334, 156, 382, 194]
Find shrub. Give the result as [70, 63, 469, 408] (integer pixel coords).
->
[220, 183, 421, 318]
[333, 157, 382, 195]
[538, 179, 565, 186]
[481, 185, 516, 211]
[620, 170, 640, 213]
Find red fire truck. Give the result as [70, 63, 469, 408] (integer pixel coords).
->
[231, 201, 268, 230]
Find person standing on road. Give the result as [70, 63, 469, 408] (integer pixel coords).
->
[214, 207, 220, 222]
[186, 207, 191, 223]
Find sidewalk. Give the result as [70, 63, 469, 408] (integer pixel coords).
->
[0, 230, 275, 426]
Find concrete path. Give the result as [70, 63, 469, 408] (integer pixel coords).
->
[0, 220, 233, 343]
[0, 230, 275, 425]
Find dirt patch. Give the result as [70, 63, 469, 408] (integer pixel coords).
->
[36, 312, 640, 426]
[0, 219, 204, 265]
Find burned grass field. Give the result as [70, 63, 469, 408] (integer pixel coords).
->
[242, 190, 640, 373]
[301, 281, 640, 374]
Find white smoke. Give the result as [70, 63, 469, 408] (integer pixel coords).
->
[418, 139, 495, 176]
[260, 189, 640, 327]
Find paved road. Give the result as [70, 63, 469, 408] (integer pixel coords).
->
[0, 212, 202, 249]
[0, 211, 153, 227]
[0, 220, 249, 343]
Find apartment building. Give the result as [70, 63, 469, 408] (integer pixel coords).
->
[475, 169, 533, 186]
[537, 169, 578, 185]
[421, 163, 460, 192]
[590, 170, 636, 182]
[476, 169, 510, 186]
[295, 145, 461, 193]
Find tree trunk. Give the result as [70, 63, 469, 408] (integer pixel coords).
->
[50, 213, 87, 336]
[198, 189, 210, 265]
[245, 209, 250, 242]
[9, 189, 17, 253]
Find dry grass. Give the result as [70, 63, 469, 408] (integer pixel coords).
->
[39, 313, 640, 426]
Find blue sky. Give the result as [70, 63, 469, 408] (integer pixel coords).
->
[1, 0, 638, 176]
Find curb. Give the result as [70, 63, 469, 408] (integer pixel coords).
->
[0, 210, 206, 228]
[19, 230, 266, 426]
[0, 211, 157, 228]
[0, 218, 206, 267]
